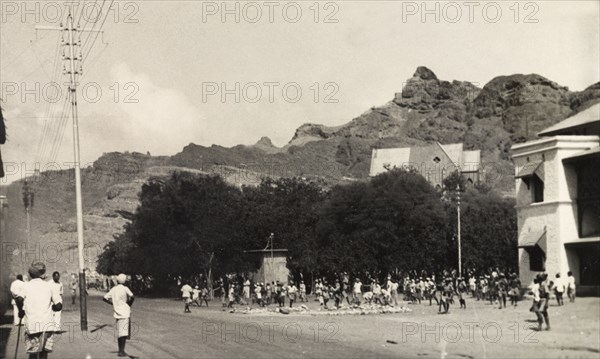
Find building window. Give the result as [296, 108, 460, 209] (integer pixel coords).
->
[529, 247, 545, 271]
[531, 174, 544, 203]
[433, 156, 441, 163]
[576, 158, 600, 237]
[580, 203, 600, 237]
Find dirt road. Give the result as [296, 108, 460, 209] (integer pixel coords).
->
[2, 293, 599, 358]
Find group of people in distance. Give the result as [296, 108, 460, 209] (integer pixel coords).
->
[179, 278, 309, 312]
[180, 283, 210, 312]
[176, 267, 578, 322]
[10, 262, 135, 358]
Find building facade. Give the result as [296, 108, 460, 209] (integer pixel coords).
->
[512, 104, 600, 294]
[369, 142, 480, 188]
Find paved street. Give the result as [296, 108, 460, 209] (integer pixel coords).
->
[1, 292, 599, 359]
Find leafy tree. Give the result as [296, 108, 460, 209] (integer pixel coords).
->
[98, 172, 249, 293]
[241, 177, 326, 280]
[317, 168, 449, 278]
[98, 167, 518, 293]
[446, 189, 518, 273]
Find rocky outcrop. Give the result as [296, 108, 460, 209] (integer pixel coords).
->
[167, 67, 600, 190]
[394, 66, 481, 114]
[252, 136, 281, 154]
[471, 74, 572, 142]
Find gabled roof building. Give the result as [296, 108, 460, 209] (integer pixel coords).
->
[369, 142, 480, 189]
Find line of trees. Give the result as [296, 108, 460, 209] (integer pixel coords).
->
[97, 168, 517, 294]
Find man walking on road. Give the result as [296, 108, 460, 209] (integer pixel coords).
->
[554, 273, 565, 306]
[181, 282, 193, 313]
[10, 274, 25, 326]
[14, 262, 63, 359]
[103, 273, 135, 357]
[567, 271, 576, 303]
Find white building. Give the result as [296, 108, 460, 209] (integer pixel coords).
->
[512, 103, 600, 294]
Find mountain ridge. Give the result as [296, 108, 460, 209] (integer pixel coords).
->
[2, 67, 599, 275]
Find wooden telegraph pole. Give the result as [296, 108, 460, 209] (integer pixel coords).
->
[457, 183, 462, 277]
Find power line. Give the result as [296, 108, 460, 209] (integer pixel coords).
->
[81, 0, 112, 67]
[84, 43, 109, 74]
[47, 95, 71, 164]
[36, 33, 65, 164]
[80, 0, 104, 59]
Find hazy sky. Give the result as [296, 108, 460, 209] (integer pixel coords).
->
[1, 0, 599, 183]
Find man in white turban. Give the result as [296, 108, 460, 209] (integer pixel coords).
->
[103, 274, 135, 357]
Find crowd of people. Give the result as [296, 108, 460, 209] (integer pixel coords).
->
[178, 277, 310, 312]
[176, 267, 578, 323]
[8, 262, 580, 358]
[12, 265, 569, 325]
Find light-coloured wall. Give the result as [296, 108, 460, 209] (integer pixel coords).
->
[513, 136, 599, 286]
[254, 254, 289, 285]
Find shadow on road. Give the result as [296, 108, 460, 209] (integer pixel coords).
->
[90, 323, 109, 333]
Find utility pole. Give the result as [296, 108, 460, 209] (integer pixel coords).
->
[0, 195, 7, 301]
[456, 183, 462, 277]
[22, 179, 33, 240]
[35, 12, 104, 332]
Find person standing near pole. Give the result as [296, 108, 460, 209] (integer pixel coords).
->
[50, 272, 63, 331]
[103, 274, 135, 357]
[10, 274, 25, 326]
[14, 262, 63, 359]
[70, 275, 78, 305]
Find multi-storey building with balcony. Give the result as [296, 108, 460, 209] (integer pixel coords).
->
[512, 103, 600, 294]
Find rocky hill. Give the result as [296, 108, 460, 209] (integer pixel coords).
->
[2, 67, 599, 276]
[173, 66, 600, 191]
